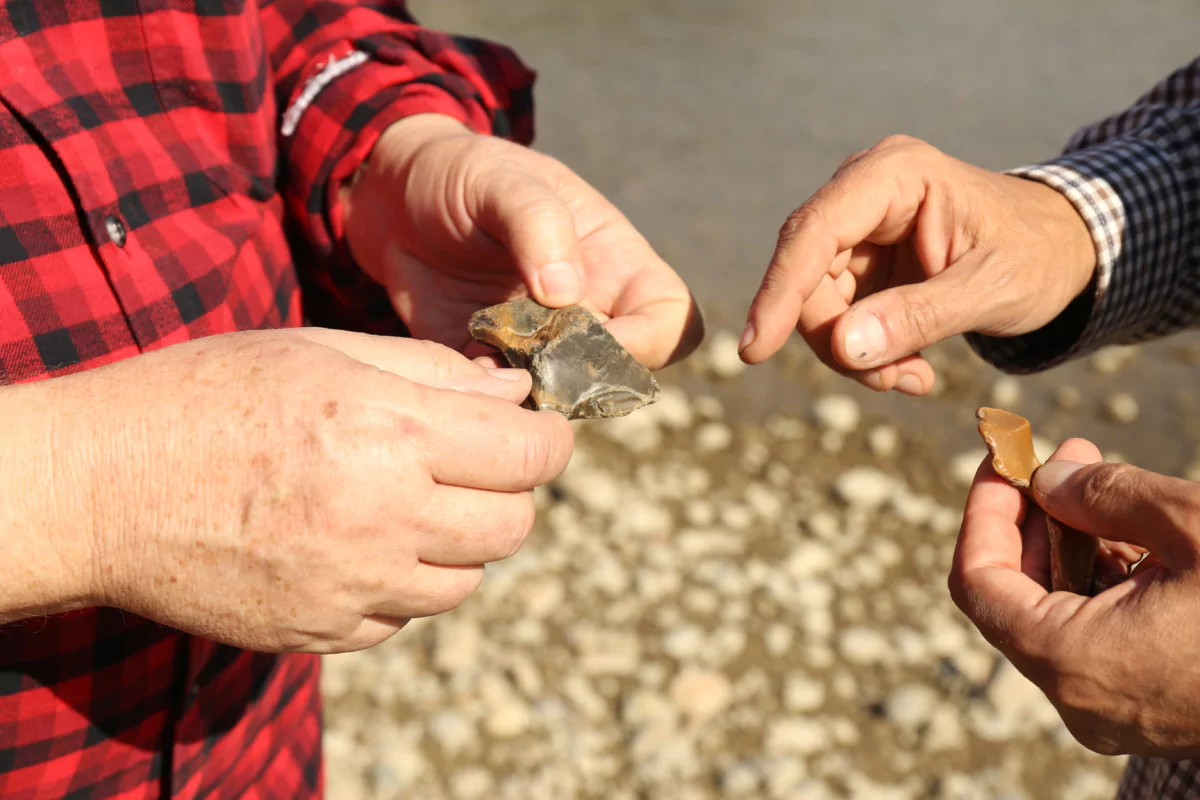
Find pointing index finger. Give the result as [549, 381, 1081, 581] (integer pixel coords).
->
[740, 142, 929, 365]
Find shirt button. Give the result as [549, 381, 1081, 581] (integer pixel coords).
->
[104, 215, 127, 248]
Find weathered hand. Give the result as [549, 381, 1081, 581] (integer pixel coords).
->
[342, 114, 703, 369]
[32, 329, 573, 653]
[950, 437, 1200, 756]
[740, 135, 1097, 394]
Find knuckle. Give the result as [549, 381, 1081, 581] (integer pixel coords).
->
[425, 571, 485, 616]
[836, 148, 870, 172]
[499, 494, 537, 559]
[519, 415, 573, 486]
[381, 388, 432, 448]
[1077, 464, 1132, 510]
[520, 428, 555, 485]
[414, 340, 459, 385]
[515, 192, 569, 222]
[777, 204, 824, 243]
[898, 297, 944, 345]
[875, 133, 929, 154]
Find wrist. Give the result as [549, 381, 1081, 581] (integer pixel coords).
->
[340, 114, 473, 283]
[0, 378, 103, 620]
[1004, 173, 1100, 303]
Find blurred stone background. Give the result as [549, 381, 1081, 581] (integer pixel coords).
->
[322, 3, 1200, 798]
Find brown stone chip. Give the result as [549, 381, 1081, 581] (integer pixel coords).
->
[976, 407, 1100, 595]
[469, 298, 660, 421]
[976, 407, 1041, 488]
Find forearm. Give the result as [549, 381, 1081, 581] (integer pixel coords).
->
[0, 379, 97, 623]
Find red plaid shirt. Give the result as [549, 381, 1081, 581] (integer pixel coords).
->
[0, 2, 533, 797]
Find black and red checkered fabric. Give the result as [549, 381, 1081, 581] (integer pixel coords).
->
[0, 2, 534, 797]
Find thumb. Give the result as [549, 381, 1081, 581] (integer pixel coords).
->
[1032, 461, 1200, 569]
[479, 172, 585, 308]
[831, 267, 979, 370]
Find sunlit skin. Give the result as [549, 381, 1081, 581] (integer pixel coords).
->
[739, 135, 1096, 395]
[0, 329, 574, 652]
[342, 113, 705, 370]
[953, 437, 1200, 757]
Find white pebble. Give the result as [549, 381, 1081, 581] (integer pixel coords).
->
[765, 414, 807, 441]
[805, 510, 840, 540]
[668, 669, 734, 724]
[950, 649, 996, 685]
[949, 449, 988, 486]
[884, 684, 939, 732]
[812, 394, 860, 435]
[432, 620, 481, 674]
[1055, 385, 1083, 410]
[555, 465, 622, 514]
[785, 541, 835, 578]
[449, 767, 494, 800]
[695, 422, 733, 453]
[562, 674, 609, 722]
[765, 717, 831, 756]
[683, 500, 716, 527]
[707, 330, 748, 379]
[719, 502, 755, 530]
[783, 674, 826, 712]
[989, 376, 1021, 408]
[426, 710, 477, 757]
[692, 394, 725, 420]
[484, 700, 531, 739]
[649, 385, 694, 431]
[833, 467, 896, 510]
[1105, 392, 1139, 424]
[1090, 345, 1138, 374]
[662, 624, 706, 662]
[923, 704, 967, 753]
[745, 483, 784, 522]
[520, 576, 565, 620]
[721, 762, 762, 796]
[1060, 767, 1118, 800]
[867, 425, 899, 458]
[764, 624, 794, 657]
[836, 627, 892, 665]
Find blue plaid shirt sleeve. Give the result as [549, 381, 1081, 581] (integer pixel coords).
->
[966, 56, 1200, 373]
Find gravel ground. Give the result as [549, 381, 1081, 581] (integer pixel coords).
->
[320, 334, 1133, 800]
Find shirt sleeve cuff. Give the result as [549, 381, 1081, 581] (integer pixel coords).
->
[965, 138, 1182, 373]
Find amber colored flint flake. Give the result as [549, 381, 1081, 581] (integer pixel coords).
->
[976, 408, 1099, 595]
[469, 298, 660, 421]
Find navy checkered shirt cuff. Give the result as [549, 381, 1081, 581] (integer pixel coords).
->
[966, 138, 1181, 374]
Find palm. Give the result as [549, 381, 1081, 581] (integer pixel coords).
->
[384, 145, 697, 367]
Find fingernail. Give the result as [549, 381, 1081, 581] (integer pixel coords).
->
[487, 367, 527, 381]
[895, 374, 923, 395]
[1033, 461, 1085, 497]
[843, 311, 888, 366]
[537, 262, 582, 304]
[738, 322, 756, 354]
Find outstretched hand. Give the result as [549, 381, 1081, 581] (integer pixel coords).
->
[740, 136, 1096, 394]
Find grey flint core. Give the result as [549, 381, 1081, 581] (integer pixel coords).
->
[468, 298, 660, 420]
